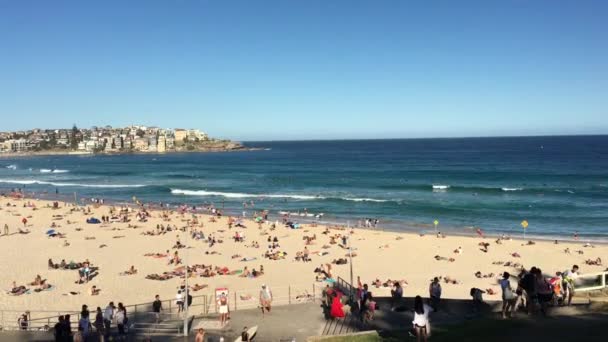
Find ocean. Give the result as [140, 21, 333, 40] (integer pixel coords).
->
[1, 136, 607, 240]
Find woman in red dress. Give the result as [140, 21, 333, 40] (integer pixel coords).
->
[330, 290, 345, 318]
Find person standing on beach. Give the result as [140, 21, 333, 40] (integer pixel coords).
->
[103, 302, 114, 340]
[3, 224, 8, 235]
[153, 295, 163, 323]
[429, 277, 442, 312]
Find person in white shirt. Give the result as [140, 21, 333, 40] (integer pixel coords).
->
[563, 264, 579, 306]
[176, 290, 184, 313]
[500, 272, 516, 318]
[412, 295, 432, 342]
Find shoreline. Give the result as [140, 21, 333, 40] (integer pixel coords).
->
[6, 189, 607, 244]
[0, 147, 264, 158]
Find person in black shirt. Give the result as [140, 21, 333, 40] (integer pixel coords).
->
[54, 316, 67, 342]
[153, 295, 163, 323]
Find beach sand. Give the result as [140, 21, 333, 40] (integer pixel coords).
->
[0, 196, 606, 316]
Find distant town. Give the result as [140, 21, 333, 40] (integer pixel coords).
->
[0, 125, 247, 155]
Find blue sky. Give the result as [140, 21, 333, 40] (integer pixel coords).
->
[0, 1, 606, 141]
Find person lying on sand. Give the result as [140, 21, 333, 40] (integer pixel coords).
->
[434, 255, 456, 262]
[33, 282, 52, 292]
[585, 258, 602, 266]
[442, 276, 459, 285]
[454, 247, 463, 254]
[10, 281, 28, 295]
[332, 258, 348, 265]
[474, 271, 495, 278]
[511, 252, 521, 258]
[191, 284, 208, 291]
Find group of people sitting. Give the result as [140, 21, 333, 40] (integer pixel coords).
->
[240, 266, 264, 278]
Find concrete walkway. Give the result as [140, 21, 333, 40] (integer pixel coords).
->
[188, 302, 325, 342]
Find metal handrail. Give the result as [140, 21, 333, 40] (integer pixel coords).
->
[574, 271, 608, 292]
[0, 283, 323, 331]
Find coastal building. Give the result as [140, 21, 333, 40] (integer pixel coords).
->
[85, 140, 98, 152]
[157, 135, 167, 153]
[148, 137, 158, 152]
[166, 137, 175, 150]
[3, 139, 28, 152]
[174, 129, 188, 144]
[133, 137, 148, 151]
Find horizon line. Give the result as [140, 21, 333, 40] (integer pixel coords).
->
[242, 133, 608, 143]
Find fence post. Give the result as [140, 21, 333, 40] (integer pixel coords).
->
[289, 286, 291, 305]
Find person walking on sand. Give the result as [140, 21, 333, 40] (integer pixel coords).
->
[259, 284, 273, 316]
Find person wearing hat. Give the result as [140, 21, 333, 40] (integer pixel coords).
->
[259, 284, 273, 315]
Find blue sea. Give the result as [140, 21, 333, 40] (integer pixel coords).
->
[1, 136, 607, 240]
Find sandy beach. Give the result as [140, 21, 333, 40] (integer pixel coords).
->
[1, 195, 606, 316]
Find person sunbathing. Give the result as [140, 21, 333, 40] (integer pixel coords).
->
[585, 258, 602, 266]
[30, 275, 44, 286]
[191, 283, 208, 291]
[454, 247, 463, 254]
[10, 281, 28, 295]
[241, 267, 251, 277]
[332, 258, 347, 265]
[511, 252, 521, 258]
[48, 259, 59, 269]
[34, 282, 52, 292]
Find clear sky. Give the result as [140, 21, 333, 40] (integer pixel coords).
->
[1, 1, 606, 141]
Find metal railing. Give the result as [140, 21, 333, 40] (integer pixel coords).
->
[574, 271, 608, 293]
[0, 283, 324, 333]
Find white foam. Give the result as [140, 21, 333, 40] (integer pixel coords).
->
[40, 169, 69, 173]
[432, 184, 450, 190]
[501, 187, 523, 191]
[6, 165, 17, 170]
[170, 189, 388, 202]
[0, 179, 145, 188]
[171, 189, 320, 200]
[344, 197, 389, 202]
